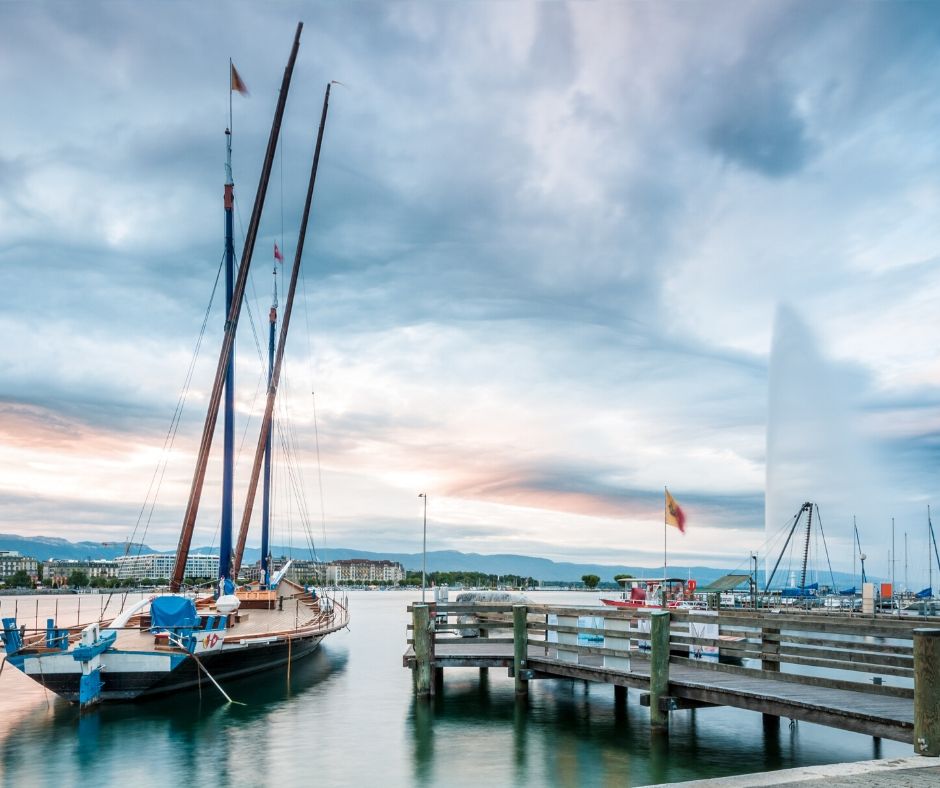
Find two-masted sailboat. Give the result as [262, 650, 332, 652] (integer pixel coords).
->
[1, 22, 348, 706]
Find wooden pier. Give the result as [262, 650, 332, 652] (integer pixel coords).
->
[403, 602, 940, 755]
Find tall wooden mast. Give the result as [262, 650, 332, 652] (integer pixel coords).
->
[232, 82, 333, 579]
[171, 22, 303, 592]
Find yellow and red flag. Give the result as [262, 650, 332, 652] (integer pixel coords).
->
[230, 63, 249, 96]
[665, 489, 686, 534]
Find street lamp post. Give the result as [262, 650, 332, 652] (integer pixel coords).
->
[419, 493, 427, 603]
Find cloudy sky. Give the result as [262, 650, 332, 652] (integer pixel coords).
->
[1, 1, 938, 581]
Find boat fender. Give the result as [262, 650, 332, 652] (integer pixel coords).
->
[216, 594, 241, 615]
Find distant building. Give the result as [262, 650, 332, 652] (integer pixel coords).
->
[0, 553, 38, 581]
[330, 559, 404, 584]
[43, 559, 118, 586]
[243, 557, 328, 585]
[115, 553, 219, 581]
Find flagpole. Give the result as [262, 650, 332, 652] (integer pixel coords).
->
[664, 486, 668, 581]
[229, 58, 233, 143]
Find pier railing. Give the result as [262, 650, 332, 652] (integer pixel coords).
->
[406, 602, 940, 754]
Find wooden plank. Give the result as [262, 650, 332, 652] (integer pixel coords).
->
[760, 651, 914, 678]
[764, 632, 914, 656]
[526, 639, 635, 661]
[527, 656, 651, 690]
[776, 642, 914, 670]
[667, 655, 914, 699]
[670, 682, 912, 743]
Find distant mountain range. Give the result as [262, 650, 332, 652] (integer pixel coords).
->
[0, 532, 871, 587]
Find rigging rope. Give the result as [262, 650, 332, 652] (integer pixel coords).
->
[127, 251, 226, 558]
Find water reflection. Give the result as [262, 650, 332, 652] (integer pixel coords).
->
[1, 592, 913, 787]
[403, 666, 910, 787]
[1, 646, 347, 787]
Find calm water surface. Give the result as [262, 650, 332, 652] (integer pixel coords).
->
[0, 590, 907, 787]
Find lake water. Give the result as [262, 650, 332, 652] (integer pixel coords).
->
[0, 590, 908, 786]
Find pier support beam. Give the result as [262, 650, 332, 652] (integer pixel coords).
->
[514, 604, 528, 695]
[761, 624, 780, 726]
[649, 610, 670, 730]
[913, 628, 940, 756]
[413, 604, 432, 697]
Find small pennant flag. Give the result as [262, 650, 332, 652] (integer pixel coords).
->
[274, 243, 284, 262]
[230, 63, 249, 96]
[665, 489, 686, 534]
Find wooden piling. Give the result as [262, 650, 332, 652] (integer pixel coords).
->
[649, 610, 670, 730]
[513, 604, 528, 695]
[913, 628, 940, 756]
[761, 624, 781, 726]
[413, 604, 432, 697]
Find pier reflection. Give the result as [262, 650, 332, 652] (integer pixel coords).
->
[403, 665, 911, 786]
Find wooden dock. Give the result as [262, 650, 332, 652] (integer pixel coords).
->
[403, 602, 940, 755]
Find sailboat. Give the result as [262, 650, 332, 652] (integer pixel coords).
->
[0, 23, 348, 706]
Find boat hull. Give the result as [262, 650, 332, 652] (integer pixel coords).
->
[8, 633, 324, 703]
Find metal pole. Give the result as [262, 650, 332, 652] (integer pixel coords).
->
[892, 518, 897, 616]
[419, 493, 427, 603]
[663, 487, 667, 582]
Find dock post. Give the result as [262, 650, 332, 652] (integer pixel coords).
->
[913, 628, 940, 756]
[513, 604, 528, 695]
[649, 610, 670, 730]
[413, 604, 432, 697]
[761, 621, 780, 726]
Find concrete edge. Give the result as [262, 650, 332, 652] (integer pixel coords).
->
[639, 756, 939, 787]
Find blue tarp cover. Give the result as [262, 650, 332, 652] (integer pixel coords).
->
[151, 596, 199, 630]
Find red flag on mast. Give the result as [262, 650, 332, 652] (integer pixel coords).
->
[665, 489, 686, 534]
[274, 243, 284, 262]
[230, 63, 249, 96]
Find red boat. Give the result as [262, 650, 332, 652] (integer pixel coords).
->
[601, 577, 701, 609]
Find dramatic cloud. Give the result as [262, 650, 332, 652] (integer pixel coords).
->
[1, 1, 938, 578]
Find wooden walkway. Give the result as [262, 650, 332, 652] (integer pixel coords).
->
[404, 604, 940, 750]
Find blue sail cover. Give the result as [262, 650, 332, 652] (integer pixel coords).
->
[839, 587, 856, 596]
[150, 597, 199, 630]
[916, 587, 933, 599]
[781, 584, 818, 598]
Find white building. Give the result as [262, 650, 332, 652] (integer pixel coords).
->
[43, 559, 118, 586]
[0, 551, 38, 581]
[330, 559, 405, 584]
[116, 553, 219, 580]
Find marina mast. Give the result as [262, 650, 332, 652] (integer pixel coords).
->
[171, 23, 303, 592]
[261, 256, 278, 586]
[232, 81, 335, 578]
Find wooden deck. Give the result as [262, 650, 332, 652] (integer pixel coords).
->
[404, 604, 940, 747]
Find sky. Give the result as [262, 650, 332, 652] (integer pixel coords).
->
[1, 1, 939, 582]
